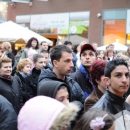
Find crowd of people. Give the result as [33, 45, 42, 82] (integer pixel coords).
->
[0, 37, 130, 130]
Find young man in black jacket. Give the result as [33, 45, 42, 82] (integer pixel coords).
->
[38, 45, 85, 105]
[92, 59, 130, 130]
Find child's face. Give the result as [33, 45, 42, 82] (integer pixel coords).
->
[55, 87, 69, 106]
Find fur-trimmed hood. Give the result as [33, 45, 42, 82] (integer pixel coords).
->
[51, 102, 80, 130]
[18, 96, 80, 130]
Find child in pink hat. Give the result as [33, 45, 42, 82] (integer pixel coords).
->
[18, 96, 80, 130]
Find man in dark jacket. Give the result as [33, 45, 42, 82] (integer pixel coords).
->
[92, 59, 130, 130]
[38, 45, 85, 104]
[70, 44, 97, 98]
[26, 54, 45, 97]
[0, 95, 17, 130]
[0, 57, 23, 114]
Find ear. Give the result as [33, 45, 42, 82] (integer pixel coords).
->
[53, 60, 58, 68]
[95, 79, 100, 84]
[104, 77, 111, 86]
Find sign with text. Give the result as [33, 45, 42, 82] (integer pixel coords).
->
[30, 13, 69, 34]
[126, 10, 130, 34]
[30, 12, 90, 34]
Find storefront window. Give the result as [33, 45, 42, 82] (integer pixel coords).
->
[103, 20, 126, 45]
[0, 2, 7, 22]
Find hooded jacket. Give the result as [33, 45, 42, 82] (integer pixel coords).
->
[38, 68, 85, 104]
[0, 95, 17, 130]
[37, 80, 72, 101]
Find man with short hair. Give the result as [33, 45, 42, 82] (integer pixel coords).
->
[40, 41, 49, 52]
[92, 59, 130, 130]
[40, 50, 52, 69]
[0, 57, 23, 114]
[71, 44, 97, 98]
[64, 41, 77, 73]
[38, 45, 85, 104]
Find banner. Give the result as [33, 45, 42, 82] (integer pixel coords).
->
[30, 12, 90, 34]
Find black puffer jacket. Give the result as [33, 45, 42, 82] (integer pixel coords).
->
[0, 75, 23, 114]
[38, 68, 85, 104]
[14, 72, 33, 103]
[26, 67, 41, 97]
[0, 95, 17, 130]
[92, 89, 130, 114]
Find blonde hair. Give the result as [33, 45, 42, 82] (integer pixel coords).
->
[2, 42, 12, 51]
[0, 57, 12, 68]
[17, 58, 32, 72]
[116, 54, 129, 62]
[79, 41, 87, 50]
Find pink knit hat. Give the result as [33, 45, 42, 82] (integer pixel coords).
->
[18, 96, 65, 130]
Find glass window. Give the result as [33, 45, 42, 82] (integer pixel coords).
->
[103, 20, 126, 45]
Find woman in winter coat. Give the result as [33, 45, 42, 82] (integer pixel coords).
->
[14, 58, 33, 104]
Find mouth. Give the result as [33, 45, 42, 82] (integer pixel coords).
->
[120, 86, 128, 89]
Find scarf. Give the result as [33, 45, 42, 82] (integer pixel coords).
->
[19, 71, 28, 78]
[78, 64, 89, 80]
[1, 75, 11, 80]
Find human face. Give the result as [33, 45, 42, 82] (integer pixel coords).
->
[22, 64, 32, 75]
[34, 58, 45, 70]
[41, 53, 50, 66]
[41, 42, 48, 51]
[108, 51, 114, 57]
[0, 62, 12, 76]
[55, 87, 69, 106]
[53, 52, 74, 78]
[80, 50, 96, 68]
[31, 40, 38, 48]
[106, 65, 130, 97]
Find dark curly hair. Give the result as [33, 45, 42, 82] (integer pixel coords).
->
[26, 37, 39, 49]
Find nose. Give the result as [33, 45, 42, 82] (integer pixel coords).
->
[63, 99, 69, 106]
[70, 60, 74, 68]
[86, 55, 90, 59]
[122, 75, 128, 83]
